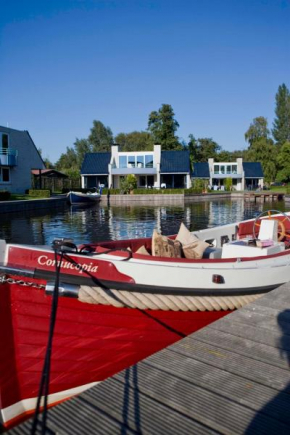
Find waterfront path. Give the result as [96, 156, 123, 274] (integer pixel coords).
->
[9, 282, 290, 434]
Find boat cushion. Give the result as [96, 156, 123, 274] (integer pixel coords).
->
[183, 239, 210, 259]
[152, 229, 182, 258]
[135, 245, 150, 255]
[203, 247, 223, 259]
[176, 222, 199, 245]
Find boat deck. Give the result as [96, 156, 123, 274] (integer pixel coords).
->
[8, 283, 290, 434]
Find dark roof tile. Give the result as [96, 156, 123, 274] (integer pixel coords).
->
[81, 153, 111, 174]
[192, 162, 210, 178]
[160, 150, 190, 173]
[243, 162, 264, 178]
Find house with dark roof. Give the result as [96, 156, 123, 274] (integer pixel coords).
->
[0, 126, 45, 193]
[192, 158, 264, 191]
[81, 145, 192, 189]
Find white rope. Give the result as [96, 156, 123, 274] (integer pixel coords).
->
[78, 285, 263, 311]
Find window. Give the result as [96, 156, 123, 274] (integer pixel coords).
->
[232, 165, 237, 174]
[119, 156, 127, 168]
[1, 167, 10, 182]
[128, 156, 135, 168]
[2, 134, 8, 149]
[226, 165, 231, 174]
[137, 156, 144, 168]
[220, 165, 225, 174]
[145, 155, 153, 168]
[214, 165, 219, 174]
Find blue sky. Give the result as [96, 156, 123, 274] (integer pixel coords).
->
[1, 0, 290, 163]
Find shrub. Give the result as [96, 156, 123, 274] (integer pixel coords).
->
[224, 178, 233, 192]
[28, 190, 51, 198]
[120, 175, 137, 194]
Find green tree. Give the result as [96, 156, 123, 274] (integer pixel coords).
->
[37, 148, 55, 168]
[272, 83, 290, 146]
[88, 120, 114, 152]
[245, 116, 270, 146]
[148, 104, 181, 150]
[55, 146, 78, 171]
[246, 137, 277, 183]
[115, 131, 154, 151]
[187, 136, 221, 162]
[276, 141, 290, 182]
[74, 138, 91, 168]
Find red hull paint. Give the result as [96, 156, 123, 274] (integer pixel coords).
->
[0, 281, 230, 430]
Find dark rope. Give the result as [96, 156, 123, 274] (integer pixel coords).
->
[31, 249, 63, 435]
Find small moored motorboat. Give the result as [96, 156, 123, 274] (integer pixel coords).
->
[1, 209, 290, 430]
[67, 190, 101, 205]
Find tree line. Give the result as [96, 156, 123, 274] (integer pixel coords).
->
[48, 83, 290, 184]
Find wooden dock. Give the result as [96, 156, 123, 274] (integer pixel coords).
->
[8, 283, 290, 434]
[244, 192, 284, 202]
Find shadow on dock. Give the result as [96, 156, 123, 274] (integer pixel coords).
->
[121, 366, 141, 435]
[245, 309, 290, 434]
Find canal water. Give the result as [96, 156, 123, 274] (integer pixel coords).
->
[0, 198, 287, 246]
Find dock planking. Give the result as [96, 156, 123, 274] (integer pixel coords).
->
[8, 283, 290, 434]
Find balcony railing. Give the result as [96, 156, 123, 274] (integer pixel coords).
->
[0, 148, 18, 166]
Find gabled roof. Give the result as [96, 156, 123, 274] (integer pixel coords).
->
[243, 162, 264, 178]
[160, 150, 190, 173]
[0, 126, 45, 167]
[81, 152, 111, 174]
[192, 162, 210, 178]
[31, 169, 68, 178]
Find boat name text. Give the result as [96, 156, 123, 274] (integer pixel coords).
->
[37, 255, 98, 274]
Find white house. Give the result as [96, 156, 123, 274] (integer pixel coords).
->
[81, 144, 192, 190]
[192, 158, 264, 191]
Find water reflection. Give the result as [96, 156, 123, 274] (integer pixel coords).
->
[0, 199, 287, 246]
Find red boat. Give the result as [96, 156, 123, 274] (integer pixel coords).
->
[1, 211, 290, 430]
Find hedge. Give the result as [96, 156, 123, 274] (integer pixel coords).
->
[28, 190, 51, 198]
[0, 190, 11, 201]
[103, 188, 184, 195]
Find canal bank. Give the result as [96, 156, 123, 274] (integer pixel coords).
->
[0, 196, 67, 213]
[0, 191, 285, 213]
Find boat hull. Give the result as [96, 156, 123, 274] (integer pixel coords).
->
[67, 191, 101, 205]
[0, 281, 228, 430]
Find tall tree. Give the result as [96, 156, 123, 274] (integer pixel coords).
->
[246, 137, 277, 183]
[245, 116, 270, 147]
[276, 141, 290, 182]
[74, 138, 91, 168]
[148, 104, 181, 150]
[115, 131, 154, 151]
[55, 146, 79, 173]
[88, 120, 114, 152]
[272, 83, 290, 146]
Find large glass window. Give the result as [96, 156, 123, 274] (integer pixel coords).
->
[226, 165, 231, 174]
[145, 155, 153, 168]
[137, 156, 144, 168]
[128, 156, 135, 168]
[220, 165, 225, 174]
[119, 156, 127, 168]
[232, 165, 237, 174]
[214, 165, 219, 174]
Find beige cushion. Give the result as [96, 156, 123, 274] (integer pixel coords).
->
[183, 239, 209, 259]
[152, 229, 182, 258]
[135, 245, 150, 255]
[176, 222, 199, 245]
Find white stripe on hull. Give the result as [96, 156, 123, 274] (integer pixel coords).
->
[1, 381, 100, 425]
